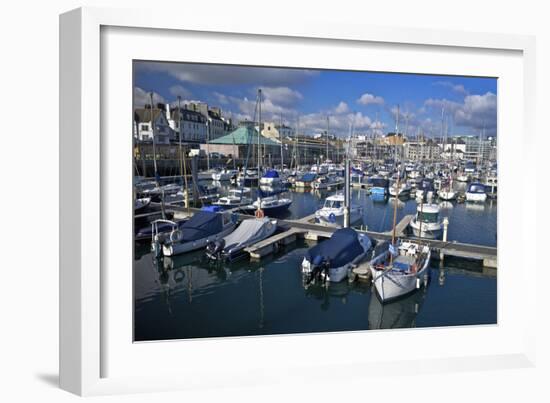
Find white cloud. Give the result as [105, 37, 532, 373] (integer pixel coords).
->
[168, 85, 192, 99]
[133, 87, 165, 108]
[334, 101, 349, 114]
[433, 81, 469, 95]
[261, 87, 303, 106]
[357, 93, 384, 106]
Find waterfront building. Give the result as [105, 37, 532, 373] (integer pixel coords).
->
[134, 106, 172, 145]
[203, 126, 281, 159]
[404, 139, 442, 161]
[168, 107, 208, 143]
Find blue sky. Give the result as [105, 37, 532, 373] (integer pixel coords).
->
[134, 61, 497, 137]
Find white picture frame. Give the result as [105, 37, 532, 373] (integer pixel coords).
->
[60, 6, 537, 396]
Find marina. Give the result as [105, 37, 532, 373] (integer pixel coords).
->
[133, 62, 498, 341]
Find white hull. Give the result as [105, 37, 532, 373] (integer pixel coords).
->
[162, 224, 236, 256]
[259, 177, 281, 186]
[409, 220, 442, 239]
[371, 251, 431, 302]
[465, 192, 487, 202]
[438, 190, 456, 200]
[315, 206, 363, 228]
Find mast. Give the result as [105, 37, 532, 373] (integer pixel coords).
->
[177, 96, 190, 215]
[326, 115, 330, 162]
[394, 105, 399, 169]
[390, 105, 401, 263]
[149, 92, 159, 183]
[257, 89, 262, 178]
[280, 113, 284, 169]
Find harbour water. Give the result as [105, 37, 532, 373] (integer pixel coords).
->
[134, 186, 497, 341]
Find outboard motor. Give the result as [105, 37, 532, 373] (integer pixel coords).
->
[206, 239, 225, 261]
[308, 255, 329, 285]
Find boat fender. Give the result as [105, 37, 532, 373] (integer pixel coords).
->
[416, 277, 420, 289]
[328, 213, 336, 223]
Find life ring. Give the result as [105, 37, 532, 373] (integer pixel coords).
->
[255, 209, 265, 218]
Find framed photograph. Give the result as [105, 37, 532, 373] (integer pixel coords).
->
[60, 7, 536, 396]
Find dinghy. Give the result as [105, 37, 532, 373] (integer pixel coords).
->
[205, 217, 277, 261]
[160, 208, 237, 257]
[301, 227, 372, 283]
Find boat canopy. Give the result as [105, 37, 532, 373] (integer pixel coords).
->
[222, 217, 273, 251]
[181, 211, 223, 241]
[370, 178, 389, 188]
[263, 169, 279, 178]
[305, 228, 368, 268]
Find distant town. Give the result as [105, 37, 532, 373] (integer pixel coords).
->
[133, 97, 496, 176]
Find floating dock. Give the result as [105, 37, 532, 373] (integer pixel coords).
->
[146, 203, 497, 268]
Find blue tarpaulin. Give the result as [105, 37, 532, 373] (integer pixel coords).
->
[305, 228, 366, 268]
[262, 170, 279, 178]
[181, 211, 223, 241]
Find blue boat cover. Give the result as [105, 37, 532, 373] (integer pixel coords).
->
[263, 169, 279, 178]
[181, 211, 223, 241]
[305, 228, 366, 268]
[299, 173, 317, 182]
[201, 205, 222, 212]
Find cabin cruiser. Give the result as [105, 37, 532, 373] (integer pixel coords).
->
[213, 188, 252, 209]
[369, 177, 389, 197]
[158, 208, 237, 257]
[409, 203, 443, 239]
[314, 193, 363, 228]
[313, 174, 343, 190]
[370, 240, 431, 302]
[240, 194, 292, 216]
[301, 227, 373, 283]
[465, 183, 487, 203]
[205, 217, 277, 261]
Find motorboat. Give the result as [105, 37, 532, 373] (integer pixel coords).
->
[389, 181, 412, 198]
[370, 240, 431, 302]
[465, 182, 487, 202]
[301, 227, 373, 283]
[212, 169, 238, 181]
[240, 195, 292, 216]
[369, 177, 389, 197]
[313, 174, 343, 190]
[213, 188, 252, 209]
[159, 207, 238, 257]
[259, 169, 282, 186]
[205, 217, 277, 261]
[484, 174, 498, 199]
[294, 172, 317, 188]
[314, 193, 363, 228]
[409, 203, 443, 239]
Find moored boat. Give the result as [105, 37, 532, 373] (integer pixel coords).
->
[314, 193, 363, 228]
[409, 203, 443, 239]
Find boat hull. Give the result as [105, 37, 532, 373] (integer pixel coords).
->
[465, 192, 487, 202]
[371, 251, 431, 302]
[162, 224, 236, 256]
[315, 206, 363, 228]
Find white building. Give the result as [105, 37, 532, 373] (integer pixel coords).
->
[170, 107, 208, 143]
[134, 107, 172, 145]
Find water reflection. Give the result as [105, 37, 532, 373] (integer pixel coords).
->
[368, 287, 428, 330]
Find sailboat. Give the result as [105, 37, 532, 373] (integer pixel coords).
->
[369, 106, 431, 302]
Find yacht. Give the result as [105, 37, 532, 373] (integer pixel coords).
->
[409, 203, 443, 239]
[213, 188, 252, 209]
[465, 182, 487, 203]
[314, 193, 363, 228]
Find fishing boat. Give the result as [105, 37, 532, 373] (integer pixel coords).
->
[370, 241, 431, 302]
[465, 182, 487, 202]
[213, 188, 252, 209]
[314, 193, 363, 227]
[240, 194, 292, 216]
[301, 227, 372, 283]
[205, 217, 277, 261]
[159, 208, 237, 257]
[259, 169, 282, 186]
[294, 172, 317, 188]
[409, 203, 443, 239]
[212, 168, 238, 181]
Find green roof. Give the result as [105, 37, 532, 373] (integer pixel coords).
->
[210, 126, 280, 146]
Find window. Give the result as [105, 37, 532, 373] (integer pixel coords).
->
[141, 124, 149, 131]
